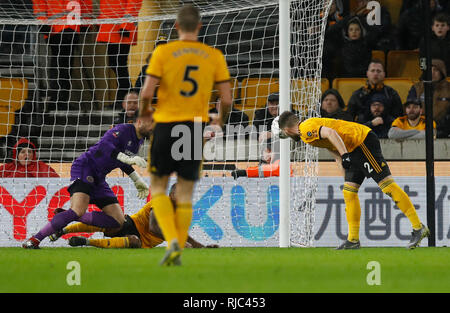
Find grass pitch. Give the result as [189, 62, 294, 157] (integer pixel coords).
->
[1, 247, 449, 293]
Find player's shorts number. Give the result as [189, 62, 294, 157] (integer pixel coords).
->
[180, 65, 199, 97]
[364, 162, 373, 173]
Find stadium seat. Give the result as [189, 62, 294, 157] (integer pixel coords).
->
[0, 78, 28, 138]
[372, 50, 385, 68]
[239, 78, 329, 115]
[384, 77, 414, 104]
[386, 50, 421, 80]
[331, 77, 366, 108]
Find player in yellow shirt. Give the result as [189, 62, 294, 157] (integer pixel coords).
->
[275, 111, 430, 249]
[139, 5, 232, 265]
[50, 184, 218, 250]
[388, 100, 436, 140]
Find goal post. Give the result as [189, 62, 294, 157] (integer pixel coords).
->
[0, 0, 329, 248]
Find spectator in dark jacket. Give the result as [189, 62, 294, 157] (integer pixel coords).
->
[321, 0, 347, 79]
[253, 92, 279, 135]
[320, 89, 352, 121]
[338, 16, 372, 78]
[346, 59, 404, 121]
[397, 0, 441, 50]
[353, 0, 394, 51]
[209, 96, 249, 138]
[419, 13, 450, 74]
[358, 93, 395, 138]
[407, 59, 450, 138]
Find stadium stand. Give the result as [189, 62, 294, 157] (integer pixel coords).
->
[372, 50, 386, 68]
[384, 77, 414, 104]
[0, 78, 27, 138]
[386, 50, 422, 80]
[331, 77, 366, 108]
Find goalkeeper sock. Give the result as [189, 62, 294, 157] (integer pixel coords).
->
[34, 208, 79, 241]
[342, 184, 361, 242]
[380, 179, 422, 230]
[78, 211, 120, 229]
[151, 193, 178, 248]
[175, 202, 193, 249]
[87, 237, 130, 249]
[64, 222, 105, 234]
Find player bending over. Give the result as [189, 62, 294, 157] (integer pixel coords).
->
[51, 184, 218, 250]
[273, 111, 430, 249]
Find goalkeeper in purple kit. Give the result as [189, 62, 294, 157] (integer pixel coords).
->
[23, 117, 153, 249]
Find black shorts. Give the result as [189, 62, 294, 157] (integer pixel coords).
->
[149, 121, 205, 181]
[67, 179, 119, 209]
[345, 131, 391, 185]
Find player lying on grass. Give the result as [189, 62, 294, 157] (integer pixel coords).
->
[273, 112, 430, 250]
[50, 184, 219, 249]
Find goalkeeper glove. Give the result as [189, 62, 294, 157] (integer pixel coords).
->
[116, 152, 147, 168]
[341, 153, 352, 170]
[129, 171, 149, 199]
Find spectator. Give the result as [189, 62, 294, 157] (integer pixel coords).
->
[358, 93, 395, 138]
[346, 59, 404, 121]
[134, 35, 168, 94]
[321, 0, 347, 79]
[352, 0, 395, 51]
[230, 137, 291, 179]
[397, 0, 441, 50]
[419, 13, 450, 74]
[407, 59, 450, 138]
[253, 92, 279, 137]
[338, 16, 372, 78]
[0, 138, 59, 178]
[113, 91, 139, 125]
[96, 0, 143, 109]
[388, 100, 437, 141]
[209, 96, 249, 137]
[320, 89, 352, 121]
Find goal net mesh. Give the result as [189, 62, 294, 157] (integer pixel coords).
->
[0, 0, 328, 247]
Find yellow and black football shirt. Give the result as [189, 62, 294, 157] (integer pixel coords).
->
[299, 117, 372, 153]
[130, 201, 164, 249]
[391, 115, 436, 131]
[146, 40, 230, 123]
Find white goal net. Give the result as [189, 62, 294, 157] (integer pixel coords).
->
[0, 0, 328, 247]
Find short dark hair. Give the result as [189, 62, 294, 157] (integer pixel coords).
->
[278, 111, 299, 129]
[404, 100, 422, 108]
[433, 12, 449, 25]
[368, 59, 385, 71]
[177, 5, 201, 32]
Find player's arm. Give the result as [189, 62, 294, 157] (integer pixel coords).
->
[328, 149, 346, 177]
[216, 80, 232, 126]
[319, 126, 351, 170]
[139, 75, 159, 118]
